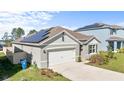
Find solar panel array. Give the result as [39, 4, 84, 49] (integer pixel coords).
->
[21, 29, 49, 43]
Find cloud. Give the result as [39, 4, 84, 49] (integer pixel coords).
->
[117, 22, 124, 27]
[60, 25, 78, 30]
[0, 11, 58, 39]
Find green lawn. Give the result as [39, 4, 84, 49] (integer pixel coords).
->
[87, 53, 124, 73]
[0, 52, 69, 81]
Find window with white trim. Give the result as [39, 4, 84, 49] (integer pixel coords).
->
[88, 44, 96, 54]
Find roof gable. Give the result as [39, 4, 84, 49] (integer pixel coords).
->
[84, 36, 101, 45]
[46, 32, 78, 46]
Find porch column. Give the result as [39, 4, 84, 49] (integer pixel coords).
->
[114, 41, 117, 51]
[95, 44, 97, 53]
[122, 42, 124, 48]
[121, 41, 123, 48]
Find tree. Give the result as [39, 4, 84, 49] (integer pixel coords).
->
[11, 28, 17, 40]
[16, 27, 25, 38]
[2, 32, 9, 41]
[2, 32, 12, 46]
[11, 27, 25, 40]
[28, 29, 37, 35]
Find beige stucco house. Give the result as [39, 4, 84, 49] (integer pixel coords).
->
[12, 26, 100, 68]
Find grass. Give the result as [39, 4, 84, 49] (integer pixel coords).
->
[87, 53, 124, 73]
[0, 52, 69, 81]
[10, 67, 69, 81]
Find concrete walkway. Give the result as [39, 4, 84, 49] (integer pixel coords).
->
[50, 62, 124, 81]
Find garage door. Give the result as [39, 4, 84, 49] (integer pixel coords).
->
[48, 49, 75, 66]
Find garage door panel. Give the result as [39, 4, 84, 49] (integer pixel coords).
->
[49, 49, 75, 66]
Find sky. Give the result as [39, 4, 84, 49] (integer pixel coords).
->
[0, 11, 124, 39]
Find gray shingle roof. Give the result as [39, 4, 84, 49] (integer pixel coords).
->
[15, 26, 93, 44]
[76, 23, 124, 31]
[106, 36, 124, 41]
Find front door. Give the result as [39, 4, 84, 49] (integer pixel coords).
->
[108, 41, 114, 51]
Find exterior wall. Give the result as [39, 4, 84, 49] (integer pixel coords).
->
[13, 52, 27, 64]
[12, 44, 42, 68]
[115, 30, 124, 37]
[48, 34, 78, 45]
[3, 47, 13, 55]
[3, 47, 27, 64]
[40, 33, 79, 67]
[79, 28, 110, 51]
[3, 47, 13, 62]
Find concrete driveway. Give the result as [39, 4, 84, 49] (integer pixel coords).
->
[50, 62, 124, 81]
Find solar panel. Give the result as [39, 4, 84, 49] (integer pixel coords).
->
[21, 29, 49, 43]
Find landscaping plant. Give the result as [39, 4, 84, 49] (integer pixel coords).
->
[118, 48, 124, 53]
[89, 54, 110, 65]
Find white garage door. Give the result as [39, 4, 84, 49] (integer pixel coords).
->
[49, 49, 75, 66]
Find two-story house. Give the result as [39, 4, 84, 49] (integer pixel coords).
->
[76, 23, 124, 52]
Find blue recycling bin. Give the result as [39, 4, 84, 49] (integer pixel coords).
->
[20, 58, 27, 70]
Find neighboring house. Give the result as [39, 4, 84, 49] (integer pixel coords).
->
[12, 26, 100, 68]
[76, 23, 124, 51]
[0, 40, 5, 50]
[0, 40, 5, 45]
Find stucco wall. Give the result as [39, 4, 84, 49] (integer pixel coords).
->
[13, 44, 42, 68]
[3, 47, 27, 64]
[79, 28, 110, 51]
[115, 30, 124, 37]
[13, 52, 27, 64]
[40, 33, 80, 67]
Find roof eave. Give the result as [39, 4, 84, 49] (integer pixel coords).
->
[83, 36, 101, 45]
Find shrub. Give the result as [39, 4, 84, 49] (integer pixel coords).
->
[89, 54, 104, 65]
[89, 53, 109, 65]
[106, 46, 114, 59]
[99, 51, 106, 54]
[107, 50, 114, 58]
[104, 56, 109, 64]
[118, 48, 124, 53]
[40, 68, 59, 78]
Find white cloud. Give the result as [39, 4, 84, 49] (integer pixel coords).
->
[0, 11, 58, 39]
[117, 22, 124, 27]
[60, 25, 78, 30]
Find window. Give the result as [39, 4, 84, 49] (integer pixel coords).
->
[110, 29, 117, 35]
[88, 45, 96, 54]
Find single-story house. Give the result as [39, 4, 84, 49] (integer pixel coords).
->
[76, 23, 124, 51]
[12, 26, 100, 68]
